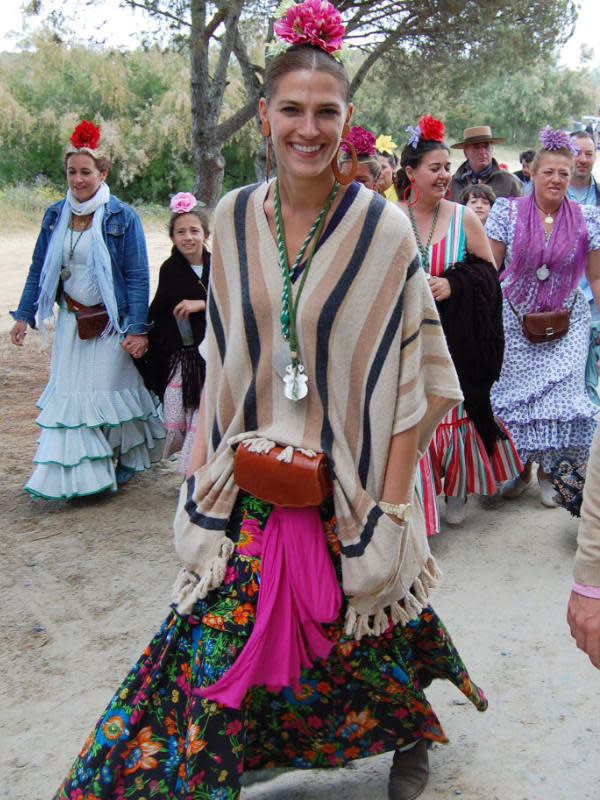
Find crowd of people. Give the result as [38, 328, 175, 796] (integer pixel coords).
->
[7, 1, 600, 797]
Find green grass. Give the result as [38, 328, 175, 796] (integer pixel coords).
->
[0, 183, 63, 228]
[0, 183, 167, 230]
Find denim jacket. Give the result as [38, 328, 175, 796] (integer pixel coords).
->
[11, 195, 151, 335]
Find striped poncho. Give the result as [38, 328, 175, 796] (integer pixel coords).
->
[172, 181, 463, 639]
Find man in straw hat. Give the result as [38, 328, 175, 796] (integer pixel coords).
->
[449, 125, 523, 202]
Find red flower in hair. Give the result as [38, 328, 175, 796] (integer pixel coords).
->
[340, 125, 376, 155]
[418, 115, 445, 143]
[70, 120, 101, 149]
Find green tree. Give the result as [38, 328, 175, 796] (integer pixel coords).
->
[27, 0, 578, 206]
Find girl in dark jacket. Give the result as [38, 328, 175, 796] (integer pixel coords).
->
[145, 193, 210, 473]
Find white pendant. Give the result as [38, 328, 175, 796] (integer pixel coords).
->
[536, 264, 550, 281]
[60, 267, 71, 281]
[283, 363, 308, 401]
[544, 215, 554, 224]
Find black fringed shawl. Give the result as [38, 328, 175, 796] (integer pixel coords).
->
[436, 253, 506, 455]
[142, 246, 210, 407]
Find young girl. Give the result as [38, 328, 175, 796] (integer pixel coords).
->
[144, 193, 210, 473]
[461, 183, 496, 226]
[54, 7, 486, 800]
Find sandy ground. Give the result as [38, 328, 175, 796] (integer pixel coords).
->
[1, 224, 600, 800]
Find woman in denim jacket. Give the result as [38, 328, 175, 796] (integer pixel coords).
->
[9, 121, 165, 499]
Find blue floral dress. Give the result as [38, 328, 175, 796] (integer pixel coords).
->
[486, 198, 600, 470]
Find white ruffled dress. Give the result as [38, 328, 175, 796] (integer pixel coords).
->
[26, 229, 165, 499]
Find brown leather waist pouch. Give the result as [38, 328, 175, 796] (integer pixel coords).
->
[64, 292, 110, 340]
[521, 309, 569, 343]
[233, 443, 332, 507]
[509, 298, 574, 344]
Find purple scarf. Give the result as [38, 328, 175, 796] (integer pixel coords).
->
[502, 192, 588, 312]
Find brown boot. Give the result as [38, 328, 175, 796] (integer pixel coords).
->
[387, 739, 429, 800]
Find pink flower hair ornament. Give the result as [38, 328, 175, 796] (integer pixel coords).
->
[169, 192, 204, 214]
[268, 0, 347, 62]
[539, 125, 579, 156]
[340, 125, 376, 156]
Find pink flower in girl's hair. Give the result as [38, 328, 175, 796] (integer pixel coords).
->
[274, 0, 345, 54]
[169, 192, 198, 213]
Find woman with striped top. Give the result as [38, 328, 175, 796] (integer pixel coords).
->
[54, 8, 487, 800]
[397, 116, 522, 528]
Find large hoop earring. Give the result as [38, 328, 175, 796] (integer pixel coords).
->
[332, 139, 358, 185]
[403, 180, 419, 206]
[261, 119, 271, 181]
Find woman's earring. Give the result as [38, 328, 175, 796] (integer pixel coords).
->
[402, 178, 419, 206]
[261, 119, 271, 181]
[331, 124, 357, 185]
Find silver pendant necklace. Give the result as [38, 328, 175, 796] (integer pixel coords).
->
[535, 203, 558, 281]
[536, 264, 550, 281]
[273, 179, 338, 401]
[61, 218, 91, 281]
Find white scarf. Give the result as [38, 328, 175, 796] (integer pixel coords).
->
[36, 183, 122, 340]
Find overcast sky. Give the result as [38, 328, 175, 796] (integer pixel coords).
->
[0, 0, 598, 69]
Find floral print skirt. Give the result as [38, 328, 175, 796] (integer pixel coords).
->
[55, 494, 487, 800]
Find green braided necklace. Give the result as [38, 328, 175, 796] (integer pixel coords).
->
[408, 203, 440, 273]
[273, 178, 339, 401]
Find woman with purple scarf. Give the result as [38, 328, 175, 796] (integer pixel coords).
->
[486, 126, 600, 506]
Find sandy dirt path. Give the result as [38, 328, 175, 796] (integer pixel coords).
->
[1, 224, 599, 800]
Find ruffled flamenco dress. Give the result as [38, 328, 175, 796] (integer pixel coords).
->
[25, 230, 165, 499]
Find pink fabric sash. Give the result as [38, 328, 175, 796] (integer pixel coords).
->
[199, 505, 341, 709]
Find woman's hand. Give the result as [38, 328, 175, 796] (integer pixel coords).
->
[10, 320, 27, 346]
[596, 356, 600, 376]
[173, 299, 206, 320]
[428, 276, 451, 301]
[121, 333, 148, 359]
[568, 590, 600, 669]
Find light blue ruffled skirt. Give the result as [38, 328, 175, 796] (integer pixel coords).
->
[26, 306, 165, 499]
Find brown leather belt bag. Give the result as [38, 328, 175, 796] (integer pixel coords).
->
[64, 292, 110, 340]
[233, 443, 332, 507]
[509, 297, 575, 344]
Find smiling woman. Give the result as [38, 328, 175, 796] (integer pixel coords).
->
[9, 120, 165, 498]
[53, 5, 487, 800]
[396, 115, 522, 529]
[486, 127, 600, 507]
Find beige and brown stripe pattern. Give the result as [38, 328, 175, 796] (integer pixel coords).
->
[173, 181, 463, 638]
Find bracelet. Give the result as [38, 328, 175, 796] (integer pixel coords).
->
[379, 501, 411, 523]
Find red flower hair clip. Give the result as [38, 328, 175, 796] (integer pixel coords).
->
[406, 115, 445, 148]
[70, 120, 101, 150]
[419, 116, 445, 142]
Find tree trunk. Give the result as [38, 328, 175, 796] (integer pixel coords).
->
[194, 146, 226, 208]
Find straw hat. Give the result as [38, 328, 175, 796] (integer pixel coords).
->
[451, 125, 506, 149]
